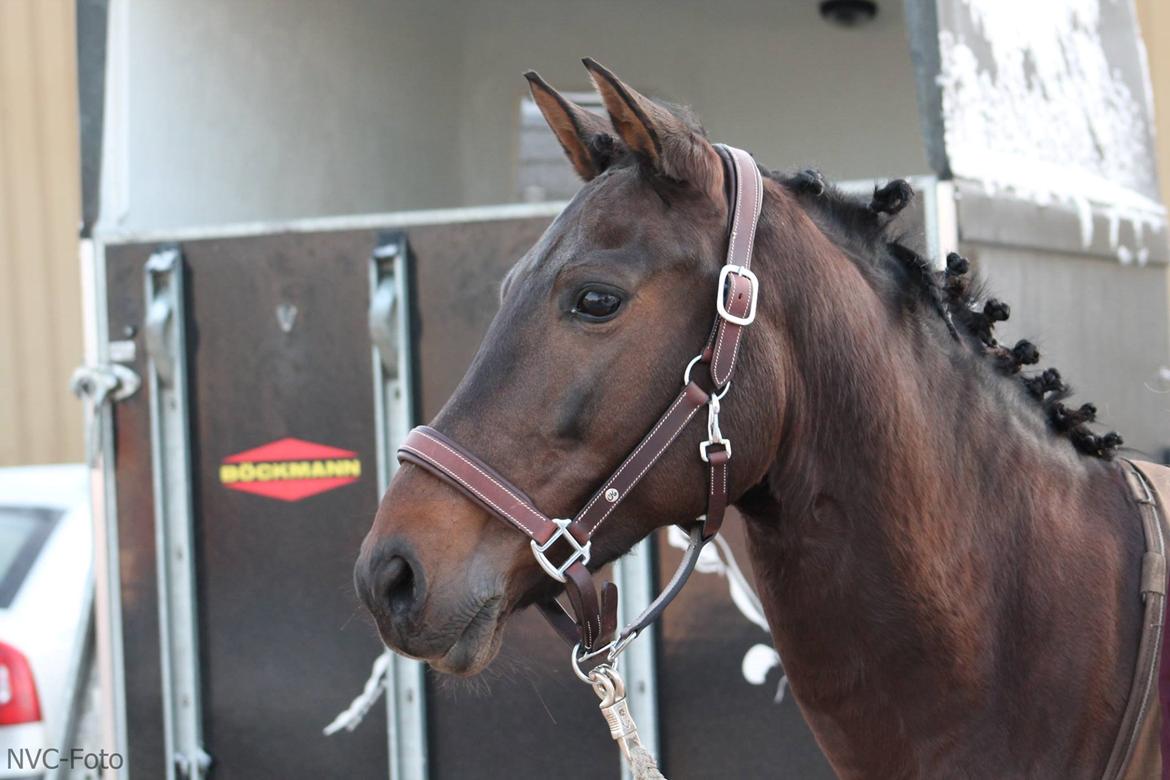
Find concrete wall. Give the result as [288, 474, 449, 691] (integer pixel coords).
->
[453, 0, 928, 206]
[968, 244, 1169, 459]
[0, 0, 84, 466]
[105, 0, 464, 232]
[105, 0, 928, 233]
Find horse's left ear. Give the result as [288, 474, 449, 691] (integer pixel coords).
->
[583, 57, 722, 198]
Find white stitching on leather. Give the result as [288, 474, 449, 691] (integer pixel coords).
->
[712, 277, 752, 385]
[590, 402, 704, 535]
[711, 305, 733, 381]
[745, 154, 762, 262]
[709, 460, 727, 504]
[719, 281, 754, 385]
[727, 146, 746, 260]
[711, 150, 761, 387]
[578, 389, 691, 523]
[408, 433, 545, 536]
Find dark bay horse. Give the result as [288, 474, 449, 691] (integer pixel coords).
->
[356, 59, 1149, 777]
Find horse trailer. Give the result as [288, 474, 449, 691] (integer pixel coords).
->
[75, 1, 1169, 777]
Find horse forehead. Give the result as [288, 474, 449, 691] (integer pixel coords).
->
[519, 169, 707, 283]
[517, 181, 643, 275]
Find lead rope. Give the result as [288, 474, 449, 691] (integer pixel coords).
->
[587, 664, 665, 780]
[321, 650, 392, 736]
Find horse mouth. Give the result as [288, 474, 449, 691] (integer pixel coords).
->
[426, 596, 506, 676]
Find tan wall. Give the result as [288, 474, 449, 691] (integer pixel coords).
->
[1138, 1, 1170, 208]
[1136, 0, 1170, 396]
[0, 0, 84, 465]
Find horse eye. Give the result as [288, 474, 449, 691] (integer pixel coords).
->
[573, 289, 622, 321]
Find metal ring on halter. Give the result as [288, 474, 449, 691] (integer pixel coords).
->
[682, 354, 733, 401]
[682, 354, 704, 386]
[572, 642, 616, 684]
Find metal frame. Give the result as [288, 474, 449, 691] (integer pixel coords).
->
[368, 232, 428, 780]
[94, 201, 568, 246]
[80, 237, 132, 779]
[611, 543, 659, 780]
[143, 246, 210, 780]
[921, 178, 958, 265]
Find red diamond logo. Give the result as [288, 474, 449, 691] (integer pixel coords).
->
[219, 437, 362, 502]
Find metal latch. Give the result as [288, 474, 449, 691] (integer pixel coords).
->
[70, 362, 141, 465]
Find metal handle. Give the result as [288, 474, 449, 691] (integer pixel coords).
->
[145, 247, 181, 387]
[369, 275, 399, 377]
[143, 245, 210, 780]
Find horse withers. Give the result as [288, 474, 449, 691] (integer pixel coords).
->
[355, 59, 1170, 778]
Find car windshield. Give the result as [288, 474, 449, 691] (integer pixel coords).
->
[0, 506, 60, 608]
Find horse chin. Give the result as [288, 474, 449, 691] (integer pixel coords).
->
[426, 598, 506, 677]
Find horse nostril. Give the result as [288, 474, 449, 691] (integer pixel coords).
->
[380, 555, 418, 618]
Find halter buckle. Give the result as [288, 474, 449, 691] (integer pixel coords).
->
[530, 518, 591, 583]
[717, 264, 759, 326]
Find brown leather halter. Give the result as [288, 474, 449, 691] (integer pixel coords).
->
[397, 144, 763, 659]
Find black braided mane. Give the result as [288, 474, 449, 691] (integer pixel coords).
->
[774, 172, 1123, 460]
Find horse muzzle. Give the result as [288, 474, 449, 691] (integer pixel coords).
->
[354, 535, 507, 675]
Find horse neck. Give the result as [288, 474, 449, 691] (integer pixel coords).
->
[738, 201, 1141, 773]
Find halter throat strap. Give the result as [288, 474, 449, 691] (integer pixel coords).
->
[396, 144, 764, 651]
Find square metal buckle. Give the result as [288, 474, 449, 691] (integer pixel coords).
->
[699, 439, 731, 463]
[717, 264, 760, 326]
[530, 518, 591, 583]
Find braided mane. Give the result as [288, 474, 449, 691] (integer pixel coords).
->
[775, 172, 1123, 460]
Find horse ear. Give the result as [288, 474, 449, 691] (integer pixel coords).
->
[524, 71, 616, 181]
[582, 57, 722, 195]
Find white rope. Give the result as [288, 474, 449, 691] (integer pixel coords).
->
[322, 650, 392, 736]
[629, 743, 667, 780]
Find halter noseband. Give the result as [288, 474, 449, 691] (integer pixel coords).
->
[397, 144, 763, 661]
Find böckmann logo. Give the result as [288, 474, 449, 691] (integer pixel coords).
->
[219, 437, 362, 502]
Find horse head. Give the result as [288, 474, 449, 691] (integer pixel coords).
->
[354, 60, 785, 675]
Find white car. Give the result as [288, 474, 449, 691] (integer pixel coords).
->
[0, 465, 91, 779]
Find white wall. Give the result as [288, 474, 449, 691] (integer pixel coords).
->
[110, 0, 464, 231]
[454, 0, 928, 205]
[106, 0, 928, 232]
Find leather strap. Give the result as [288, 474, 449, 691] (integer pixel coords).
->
[1103, 460, 1169, 780]
[704, 444, 730, 540]
[573, 382, 710, 537]
[394, 144, 765, 652]
[398, 426, 556, 544]
[709, 144, 763, 389]
[613, 523, 710, 645]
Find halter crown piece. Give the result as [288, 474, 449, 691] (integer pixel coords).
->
[396, 144, 763, 662]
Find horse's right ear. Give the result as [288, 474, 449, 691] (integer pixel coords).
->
[524, 71, 616, 181]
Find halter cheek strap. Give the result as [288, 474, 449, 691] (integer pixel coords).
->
[396, 144, 763, 653]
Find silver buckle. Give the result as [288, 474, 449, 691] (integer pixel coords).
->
[716, 264, 759, 326]
[530, 518, 591, 583]
[699, 439, 731, 463]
